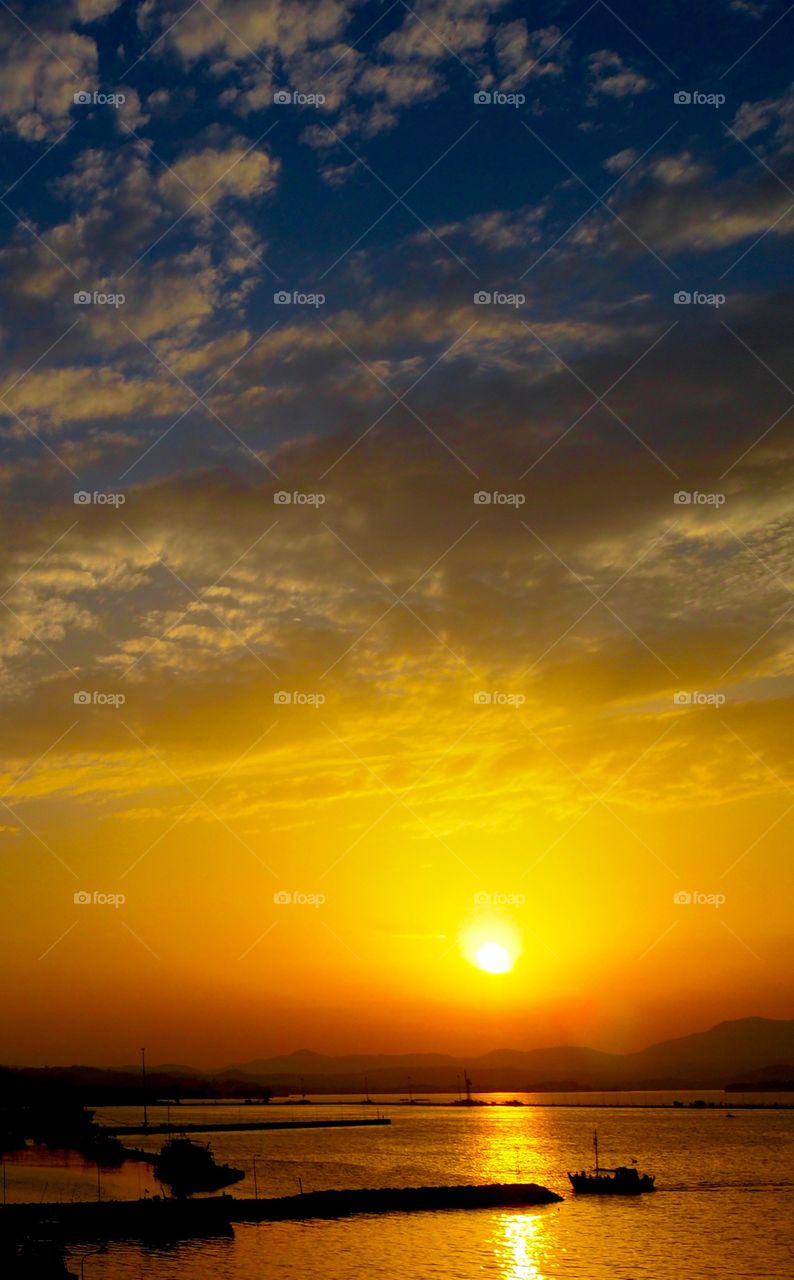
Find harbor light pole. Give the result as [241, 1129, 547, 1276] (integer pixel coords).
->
[80, 1246, 107, 1278]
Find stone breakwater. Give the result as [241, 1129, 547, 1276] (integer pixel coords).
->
[0, 1182, 563, 1240]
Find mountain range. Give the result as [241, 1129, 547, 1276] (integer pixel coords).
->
[222, 1017, 794, 1093]
[6, 1019, 793, 1097]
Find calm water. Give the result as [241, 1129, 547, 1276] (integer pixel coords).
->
[6, 1096, 794, 1278]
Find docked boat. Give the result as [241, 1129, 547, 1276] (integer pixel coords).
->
[153, 1137, 245, 1196]
[2, 1237, 77, 1278]
[568, 1130, 655, 1195]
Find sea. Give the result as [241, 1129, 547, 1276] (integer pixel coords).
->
[5, 1092, 793, 1278]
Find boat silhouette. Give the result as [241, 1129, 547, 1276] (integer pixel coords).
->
[568, 1130, 655, 1195]
[153, 1137, 245, 1196]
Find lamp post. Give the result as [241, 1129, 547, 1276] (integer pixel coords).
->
[141, 1047, 148, 1131]
[80, 1246, 107, 1278]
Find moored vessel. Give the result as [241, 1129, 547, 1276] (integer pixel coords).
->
[568, 1130, 655, 1195]
[153, 1137, 245, 1196]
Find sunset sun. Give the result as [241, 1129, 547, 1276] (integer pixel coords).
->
[475, 942, 513, 974]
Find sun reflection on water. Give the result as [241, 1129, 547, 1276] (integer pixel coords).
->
[496, 1213, 549, 1280]
[469, 1103, 553, 1185]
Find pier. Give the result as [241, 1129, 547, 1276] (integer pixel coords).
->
[104, 1116, 391, 1136]
[0, 1183, 561, 1241]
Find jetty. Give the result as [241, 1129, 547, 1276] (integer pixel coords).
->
[0, 1182, 561, 1241]
[104, 1116, 390, 1136]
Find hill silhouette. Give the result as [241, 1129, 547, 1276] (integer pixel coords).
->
[225, 1017, 794, 1093]
[4, 1018, 792, 1097]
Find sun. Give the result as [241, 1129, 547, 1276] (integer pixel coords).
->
[475, 941, 513, 974]
[459, 916, 522, 974]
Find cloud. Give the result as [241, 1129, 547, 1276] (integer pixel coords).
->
[494, 21, 569, 90]
[0, 6, 98, 141]
[603, 148, 639, 174]
[574, 146, 794, 255]
[0, 0, 790, 873]
[376, 0, 504, 66]
[140, 0, 350, 66]
[732, 82, 794, 155]
[588, 50, 653, 99]
[157, 135, 281, 213]
[75, 0, 123, 19]
[728, 0, 766, 15]
[415, 204, 550, 252]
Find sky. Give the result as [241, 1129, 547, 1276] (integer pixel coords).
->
[0, 0, 793, 1068]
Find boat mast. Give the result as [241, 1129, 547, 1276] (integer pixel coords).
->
[593, 1129, 599, 1174]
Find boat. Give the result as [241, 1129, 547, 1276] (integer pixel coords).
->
[2, 1236, 78, 1278]
[567, 1130, 655, 1195]
[153, 1137, 245, 1196]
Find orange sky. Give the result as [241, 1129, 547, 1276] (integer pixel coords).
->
[1, 0, 793, 1067]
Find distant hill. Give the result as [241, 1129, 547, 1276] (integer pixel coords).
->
[0, 1064, 270, 1104]
[725, 1062, 794, 1091]
[4, 1018, 793, 1097]
[225, 1018, 794, 1093]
